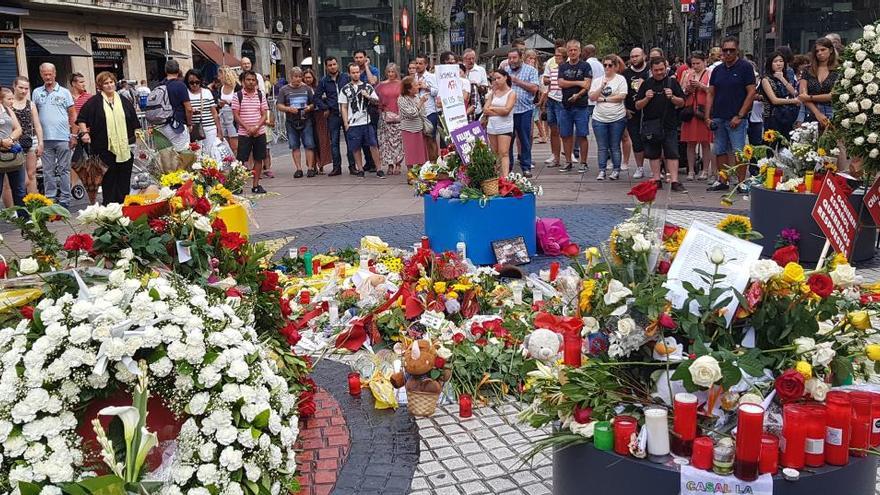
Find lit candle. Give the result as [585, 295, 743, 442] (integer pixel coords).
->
[645, 406, 670, 458]
[804, 403, 826, 467]
[329, 299, 339, 325]
[764, 167, 776, 189]
[456, 242, 467, 260]
[850, 391, 873, 457]
[533, 289, 544, 304]
[759, 434, 779, 475]
[713, 438, 735, 475]
[594, 421, 613, 451]
[692, 437, 714, 470]
[298, 245, 308, 257]
[804, 171, 814, 193]
[549, 262, 560, 282]
[459, 394, 473, 418]
[733, 403, 765, 482]
[421, 236, 430, 250]
[781, 403, 807, 469]
[347, 371, 362, 396]
[672, 392, 698, 457]
[510, 282, 523, 304]
[613, 416, 638, 456]
[562, 333, 582, 367]
[312, 259, 321, 275]
[825, 392, 852, 466]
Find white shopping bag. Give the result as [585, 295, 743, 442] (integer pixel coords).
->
[212, 139, 234, 162]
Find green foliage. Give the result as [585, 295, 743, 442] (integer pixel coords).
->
[465, 140, 498, 185]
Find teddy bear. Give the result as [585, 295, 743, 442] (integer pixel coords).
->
[523, 328, 563, 362]
[390, 339, 450, 394]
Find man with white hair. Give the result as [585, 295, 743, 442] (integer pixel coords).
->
[462, 48, 488, 120]
[240, 57, 265, 90]
[32, 62, 75, 209]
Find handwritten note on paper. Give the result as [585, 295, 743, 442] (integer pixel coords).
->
[664, 221, 763, 326]
[680, 465, 772, 495]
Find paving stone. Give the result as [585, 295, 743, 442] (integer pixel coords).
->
[502, 432, 528, 446]
[448, 432, 474, 444]
[472, 428, 497, 440]
[457, 442, 483, 455]
[426, 436, 451, 448]
[467, 452, 495, 466]
[511, 470, 541, 485]
[418, 460, 445, 475]
[427, 472, 456, 488]
[523, 482, 553, 495]
[410, 476, 431, 491]
[418, 450, 434, 463]
[419, 426, 441, 438]
[488, 476, 519, 492]
[432, 446, 459, 460]
[434, 486, 462, 495]
[480, 438, 505, 451]
[460, 480, 491, 494]
[439, 423, 466, 435]
[441, 457, 469, 471]
[453, 467, 480, 482]
[535, 464, 553, 480]
[478, 464, 506, 478]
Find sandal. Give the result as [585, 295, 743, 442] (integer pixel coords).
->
[686, 173, 695, 181]
[698, 172, 708, 181]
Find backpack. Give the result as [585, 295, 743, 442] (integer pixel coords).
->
[536, 218, 572, 256]
[144, 84, 174, 125]
[235, 89, 265, 106]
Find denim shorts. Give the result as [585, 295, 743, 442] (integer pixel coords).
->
[546, 99, 563, 127]
[558, 106, 590, 138]
[712, 118, 748, 155]
[287, 120, 316, 150]
[346, 124, 377, 150]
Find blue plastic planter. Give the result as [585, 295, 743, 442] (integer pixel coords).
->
[423, 194, 537, 265]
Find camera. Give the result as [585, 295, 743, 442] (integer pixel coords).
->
[708, 120, 719, 131]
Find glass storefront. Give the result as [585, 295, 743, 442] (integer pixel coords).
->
[781, 0, 879, 54]
[314, 0, 415, 74]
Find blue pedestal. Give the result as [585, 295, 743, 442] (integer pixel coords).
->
[423, 194, 537, 265]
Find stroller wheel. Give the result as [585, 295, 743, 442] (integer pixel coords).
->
[71, 184, 86, 201]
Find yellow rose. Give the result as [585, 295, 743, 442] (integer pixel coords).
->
[585, 247, 601, 264]
[866, 344, 880, 361]
[849, 310, 871, 330]
[447, 291, 459, 299]
[433, 281, 447, 294]
[782, 262, 805, 283]
[795, 361, 812, 380]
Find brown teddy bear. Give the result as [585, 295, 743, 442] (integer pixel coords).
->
[390, 339, 450, 394]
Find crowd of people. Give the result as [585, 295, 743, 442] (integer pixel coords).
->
[0, 33, 846, 207]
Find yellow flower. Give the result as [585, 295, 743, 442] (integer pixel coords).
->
[782, 262, 805, 283]
[849, 310, 871, 330]
[579, 279, 597, 313]
[452, 282, 472, 293]
[433, 281, 447, 294]
[447, 291, 459, 299]
[795, 361, 812, 380]
[22, 193, 53, 207]
[866, 344, 880, 362]
[585, 247, 601, 265]
[195, 184, 205, 197]
[763, 129, 778, 143]
[416, 277, 431, 292]
[742, 144, 754, 161]
[169, 196, 184, 211]
[717, 215, 752, 238]
[718, 170, 729, 182]
[818, 148, 827, 157]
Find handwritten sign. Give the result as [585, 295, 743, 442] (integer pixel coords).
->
[863, 176, 880, 227]
[436, 64, 469, 132]
[680, 465, 772, 495]
[450, 120, 489, 164]
[811, 174, 859, 259]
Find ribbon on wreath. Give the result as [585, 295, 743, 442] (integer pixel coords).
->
[534, 311, 584, 336]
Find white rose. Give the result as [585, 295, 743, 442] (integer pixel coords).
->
[854, 84, 865, 95]
[862, 72, 875, 84]
[841, 78, 851, 88]
[852, 42, 863, 51]
[861, 98, 873, 110]
[603, 279, 632, 305]
[855, 113, 868, 125]
[831, 263, 856, 287]
[817, 320, 835, 336]
[871, 149, 880, 159]
[844, 60, 854, 69]
[856, 50, 868, 62]
[118, 216, 131, 227]
[193, 215, 212, 233]
[864, 59, 876, 72]
[855, 136, 866, 146]
[839, 93, 850, 103]
[632, 233, 651, 252]
[100, 203, 123, 221]
[868, 83, 879, 95]
[874, 42, 880, 55]
[709, 246, 725, 265]
[812, 342, 836, 368]
[869, 133, 879, 144]
[616, 318, 636, 337]
[436, 346, 452, 360]
[842, 118, 852, 129]
[867, 30, 878, 41]
[874, 104, 880, 115]
[793, 337, 816, 355]
[805, 378, 829, 401]
[749, 259, 783, 282]
[689, 355, 723, 388]
[844, 67, 858, 79]
[582, 316, 600, 335]
[18, 258, 38, 275]
[847, 102, 860, 113]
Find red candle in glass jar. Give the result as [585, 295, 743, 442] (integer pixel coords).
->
[671, 392, 698, 457]
[298, 246, 308, 257]
[312, 259, 321, 275]
[780, 403, 807, 469]
[692, 436, 714, 470]
[420, 236, 430, 249]
[549, 262, 560, 282]
[759, 434, 779, 475]
[850, 391, 873, 457]
[803, 403, 827, 467]
[825, 392, 852, 466]
[871, 393, 880, 448]
[459, 394, 473, 418]
[613, 415, 638, 456]
[733, 403, 764, 482]
[299, 290, 311, 304]
[347, 372, 362, 396]
[562, 333, 582, 366]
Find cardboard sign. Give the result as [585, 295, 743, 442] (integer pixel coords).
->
[811, 174, 859, 259]
[863, 175, 880, 227]
[680, 465, 772, 495]
[450, 120, 489, 164]
[436, 64, 469, 132]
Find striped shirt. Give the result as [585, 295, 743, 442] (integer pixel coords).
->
[231, 89, 268, 136]
[543, 66, 561, 102]
[188, 88, 217, 131]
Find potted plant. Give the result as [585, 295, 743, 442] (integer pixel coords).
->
[466, 140, 499, 196]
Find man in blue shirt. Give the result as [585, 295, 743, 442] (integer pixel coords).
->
[155, 59, 193, 152]
[557, 40, 593, 174]
[705, 36, 756, 192]
[32, 62, 75, 209]
[316, 56, 356, 176]
[505, 48, 539, 177]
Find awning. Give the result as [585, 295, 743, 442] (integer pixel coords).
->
[26, 32, 91, 57]
[95, 36, 132, 50]
[191, 39, 240, 67]
[0, 6, 29, 15]
[144, 48, 190, 59]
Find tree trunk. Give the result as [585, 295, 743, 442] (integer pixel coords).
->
[434, 0, 454, 53]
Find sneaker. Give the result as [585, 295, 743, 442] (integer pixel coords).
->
[523, 170, 533, 178]
[544, 156, 557, 164]
[559, 163, 574, 173]
[632, 167, 644, 179]
[578, 163, 589, 173]
[706, 181, 730, 191]
[621, 164, 629, 171]
[251, 185, 267, 194]
[294, 170, 304, 178]
[737, 182, 750, 193]
[376, 170, 386, 179]
[596, 170, 606, 181]
[671, 181, 687, 193]
[356, 171, 365, 178]
[686, 173, 695, 181]
[348, 166, 357, 175]
[306, 169, 316, 178]
[328, 168, 342, 177]
[609, 170, 620, 180]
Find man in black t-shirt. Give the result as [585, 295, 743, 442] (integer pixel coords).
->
[635, 57, 687, 192]
[623, 47, 650, 180]
[556, 39, 593, 173]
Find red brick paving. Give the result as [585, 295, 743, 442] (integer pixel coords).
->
[296, 388, 351, 495]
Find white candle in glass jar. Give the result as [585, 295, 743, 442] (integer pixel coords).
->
[645, 407, 671, 456]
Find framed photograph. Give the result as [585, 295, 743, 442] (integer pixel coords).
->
[492, 236, 531, 265]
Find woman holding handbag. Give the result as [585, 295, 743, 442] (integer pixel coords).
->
[0, 87, 27, 213]
[680, 52, 714, 181]
[75, 72, 140, 206]
[398, 76, 428, 180]
[376, 63, 404, 175]
[185, 69, 222, 154]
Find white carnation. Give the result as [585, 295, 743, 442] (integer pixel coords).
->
[861, 98, 873, 110]
[855, 113, 868, 125]
[856, 50, 868, 62]
[870, 149, 880, 159]
[839, 93, 850, 103]
[868, 83, 879, 95]
[219, 446, 244, 471]
[18, 257, 39, 275]
[188, 392, 210, 416]
[196, 464, 220, 485]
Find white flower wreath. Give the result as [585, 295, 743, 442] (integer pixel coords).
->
[0, 271, 299, 495]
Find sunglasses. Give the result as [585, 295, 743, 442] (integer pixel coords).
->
[721, 48, 737, 54]
[603, 63, 614, 67]
[188, 80, 201, 86]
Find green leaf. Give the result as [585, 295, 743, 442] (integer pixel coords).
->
[720, 360, 743, 389]
[60, 483, 90, 495]
[737, 349, 767, 377]
[17, 482, 43, 495]
[670, 361, 692, 381]
[831, 356, 854, 386]
[252, 408, 271, 429]
[77, 475, 126, 495]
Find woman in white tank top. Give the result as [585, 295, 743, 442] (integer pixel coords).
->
[482, 70, 516, 177]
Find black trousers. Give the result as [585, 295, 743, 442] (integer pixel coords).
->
[102, 155, 133, 206]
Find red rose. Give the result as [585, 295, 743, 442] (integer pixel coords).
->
[573, 404, 592, 424]
[63, 234, 94, 252]
[260, 270, 280, 292]
[297, 396, 316, 417]
[662, 223, 681, 240]
[745, 282, 764, 310]
[658, 313, 676, 329]
[280, 322, 302, 346]
[475, 338, 488, 346]
[434, 356, 446, 369]
[193, 197, 212, 215]
[771, 245, 799, 267]
[807, 273, 834, 298]
[627, 180, 659, 203]
[0, 262, 8, 279]
[452, 333, 465, 344]
[189, 142, 201, 152]
[280, 297, 292, 318]
[211, 217, 228, 234]
[657, 260, 671, 275]
[20, 306, 34, 320]
[561, 242, 581, 258]
[226, 287, 243, 298]
[220, 231, 247, 251]
[149, 219, 167, 234]
[775, 369, 806, 402]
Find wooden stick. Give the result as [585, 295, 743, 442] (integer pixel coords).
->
[816, 240, 831, 270]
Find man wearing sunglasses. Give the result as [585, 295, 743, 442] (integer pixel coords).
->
[705, 36, 756, 192]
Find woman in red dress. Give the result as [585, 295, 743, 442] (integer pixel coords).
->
[680, 52, 714, 181]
